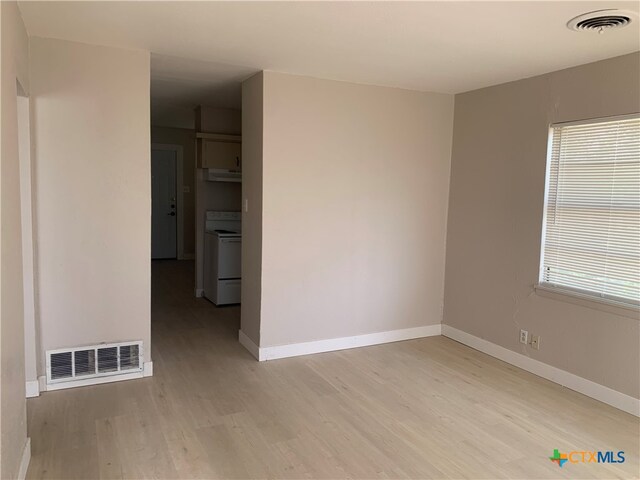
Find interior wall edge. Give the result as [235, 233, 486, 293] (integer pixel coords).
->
[238, 329, 260, 360]
[1, 1, 30, 478]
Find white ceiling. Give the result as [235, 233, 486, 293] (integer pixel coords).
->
[18, 1, 640, 113]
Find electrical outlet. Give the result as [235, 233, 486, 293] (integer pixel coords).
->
[519, 329, 528, 344]
[530, 335, 540, 350]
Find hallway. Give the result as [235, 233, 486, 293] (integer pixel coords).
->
[25, 261, 639, 479]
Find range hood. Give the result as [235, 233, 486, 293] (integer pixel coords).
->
[206, 168, 241, 183]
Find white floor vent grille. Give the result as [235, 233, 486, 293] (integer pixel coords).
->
[46, 341, 143, 384]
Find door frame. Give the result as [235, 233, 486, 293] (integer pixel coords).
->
[151, 143, 185, 259]
[18, 81, 41, 397]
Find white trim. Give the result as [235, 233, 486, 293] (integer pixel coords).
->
[442, 325, 640, 417]
[38, 361, 153, 392]
[151, 143, 185, 259]
[195, 288, 204, 298]
[552, 112, 639, 128]
[25, 380, 39, 398]
[17, 437, 31, 480]
[238, 330, 260, 360]
[240, 325, 442, 362]
[535, 283, 639, 318]
[18, 93, 40, 399]
[537, 124, 554, 286]
[44, 371, 144, 391]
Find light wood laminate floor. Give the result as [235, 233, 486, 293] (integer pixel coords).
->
[27, 260, 639, 479]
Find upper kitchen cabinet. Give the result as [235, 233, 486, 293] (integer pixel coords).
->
[196, 133, 242, 171]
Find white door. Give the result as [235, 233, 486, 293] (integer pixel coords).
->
[151, 149, 177, 259]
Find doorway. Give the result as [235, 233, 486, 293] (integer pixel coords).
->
[151, 144, 184, 259]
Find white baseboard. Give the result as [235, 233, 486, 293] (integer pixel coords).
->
[25, 380, 39, 398]
[38, 375, 47, 393]
[442, 324, 640, 417]
[38, 361, 153, 392]
[195, 288, 204, 298]
[238, 330, 260, 360]
[239, 324, 442, 362]
[17, 437, 31, 480]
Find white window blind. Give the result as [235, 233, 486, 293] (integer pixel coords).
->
[540, 114, 640, 307]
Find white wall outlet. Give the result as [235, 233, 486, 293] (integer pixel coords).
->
[530, 335, 540, 350]
[244, 198, 249, 213]
[519, 329, 528, 344]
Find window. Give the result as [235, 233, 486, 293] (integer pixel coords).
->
[539, 114, 640, 307]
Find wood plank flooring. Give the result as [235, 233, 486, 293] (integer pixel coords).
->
[26, 260, 639, 479]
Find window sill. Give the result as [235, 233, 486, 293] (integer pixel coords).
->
[534, 284, 639, 320]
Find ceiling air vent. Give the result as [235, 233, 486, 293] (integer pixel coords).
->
[46, 341, 143, 385]
[567, 9, 637, 33]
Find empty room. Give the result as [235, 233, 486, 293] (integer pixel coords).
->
[1, 1, 639, 479]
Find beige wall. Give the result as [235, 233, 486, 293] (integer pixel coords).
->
[151, 126, 196, 256]
[0, 2, 29, 477]
[259, 72, 454, 347]
[30, 37, 151, 372]
[196, 106, 241, 134]
[240, 73, 264, 344]
[444, 53, 640, 399]
[151, 103, 195, 130]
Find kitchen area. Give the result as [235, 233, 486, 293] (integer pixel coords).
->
[194, 106, 243, 306]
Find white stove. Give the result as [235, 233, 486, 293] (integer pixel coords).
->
[204, 211, 241, 305]
[205, 211, 242, 236]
